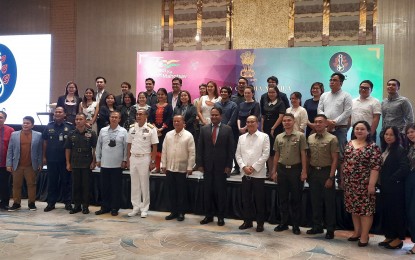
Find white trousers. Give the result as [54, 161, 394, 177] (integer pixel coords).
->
[130, 155, 151, 212]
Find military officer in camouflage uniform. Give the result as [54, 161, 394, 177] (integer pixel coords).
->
[65, 113, 97, 214]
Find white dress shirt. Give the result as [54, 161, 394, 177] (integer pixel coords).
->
[161, 129, 195, 173]
[236, 130, 270, 178]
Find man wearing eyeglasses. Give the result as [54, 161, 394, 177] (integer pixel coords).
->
[350, 80, 381, 142]
[95, 111, 128, 216]
[317, 72, 352, 187]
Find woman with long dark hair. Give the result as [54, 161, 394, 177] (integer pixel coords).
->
[174, 90, 197, 135]
[118, 92, 137, 131]
[57, 81, 81, 124]
[378, 126, 409, 249]
[405, 124, 415, 255]
[149, 88, 173, 172]
[97, 94, 117, 131]
[79, 88, 98, 132]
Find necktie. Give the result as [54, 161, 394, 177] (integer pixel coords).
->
[212, 125, 218, 144]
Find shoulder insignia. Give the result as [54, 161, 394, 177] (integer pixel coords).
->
[146, 123, 154, 129]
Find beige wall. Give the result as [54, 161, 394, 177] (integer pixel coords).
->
[233, 0, 289, 49]
[378, 0, 415, 105]
[75, 0, 162, 97]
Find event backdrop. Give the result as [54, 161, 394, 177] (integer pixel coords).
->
[137, 45, 384, 103]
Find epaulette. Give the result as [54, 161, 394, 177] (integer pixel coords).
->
[65, 121, 73, 125]
[129, 123, 135, 129]
[146, 123, 154, 129]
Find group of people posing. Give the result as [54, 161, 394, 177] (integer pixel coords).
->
[0, 72, 414, 255]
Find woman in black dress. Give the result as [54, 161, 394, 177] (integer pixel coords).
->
[261, 85, 285, 172]
[56, 81, 81, 124]
[118, 92, 137, 131]
[303, 82, 324, 138]
[378, 126, 409, 249]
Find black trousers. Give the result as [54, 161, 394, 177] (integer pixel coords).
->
[308, 167, 336, 231]
[47, 161, 72, 205]
[241, 176, 265, 224]
[72, 168, 90, 208]
[166, 171, 187, 214]
[0, 167, 10, 207]
[381, 189, 406, 240]
[100, 167, 122, 211]
[203, 170, 227, 218]
[277, 164, 303, 226]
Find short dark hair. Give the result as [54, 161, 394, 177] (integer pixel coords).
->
[55, 106, 66, 113]
[267, 76, 279, 85]
[331, 72, 345, 82]
[360, 80, 373, 91]
[0, 111, 8, 119]
[220, 86, 232, 96]
[109, 111, 121, 117]
[121, 82, 132, 89]
[314, 114, 327, 120]
[310, 82, 324, 96]
[199, 83, 207, 89]
[96, 76, 106, 83]
[76, 113, 87, 119]
[387, 78, 400, 88]
[23, 116, 34, 125]
[352, 120, 372, 143]
[211, 107, 223, 115]
[238, 76, 248, 85]
[172, 77, 182, 85]
[145, 78, 155, 85]
[283, 113, 295, 120]
[136, 108, 149, 115]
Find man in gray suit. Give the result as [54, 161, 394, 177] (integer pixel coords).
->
[6, 116, 43, 211]
[197, 107, 234, 226]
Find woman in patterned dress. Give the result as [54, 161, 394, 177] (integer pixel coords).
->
[342, 120, 382, 247]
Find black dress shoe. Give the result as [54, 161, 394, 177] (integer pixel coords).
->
[325, 231, 334, 239]
[44, 204, 55, 212]
[69, 206, 82, 214]
[111, 210, 118, 216]
[256, 224, 264, 232]
[378, 239, 393, 247]
[95, 209, 110, 215]
[0, 205, 9, 210]
[239, 221, 253, 230]
[358, 241, 368, 247]
[274, 224, 288, 232]
[165, 213, 178, 220]
[177, 213, 185, 221]
[347, 236, 360, 241]
[292, 226, 301, 235]
[217, 218, 225, 226]
[65, 203, 73, 211]
[200, 216, 214, 225]
[231, 169, 240, 175]
[82, 207, 90, 214]
[306, 228, 324, 235]
[385, 241, 403, 249]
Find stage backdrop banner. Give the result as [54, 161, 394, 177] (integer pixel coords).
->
[137, 45, 384, 103]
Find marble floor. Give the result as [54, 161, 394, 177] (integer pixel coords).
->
[0, 200, 413, 260]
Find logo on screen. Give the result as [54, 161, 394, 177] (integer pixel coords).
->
[329, 52, 352, 73]
[0, 44, 17, 103]
[240, 51, 256, 78]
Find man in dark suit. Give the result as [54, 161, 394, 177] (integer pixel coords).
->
[95, 76, 109, 107]
[197, 107, 234, 226]
[167, 77, 182, 109]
